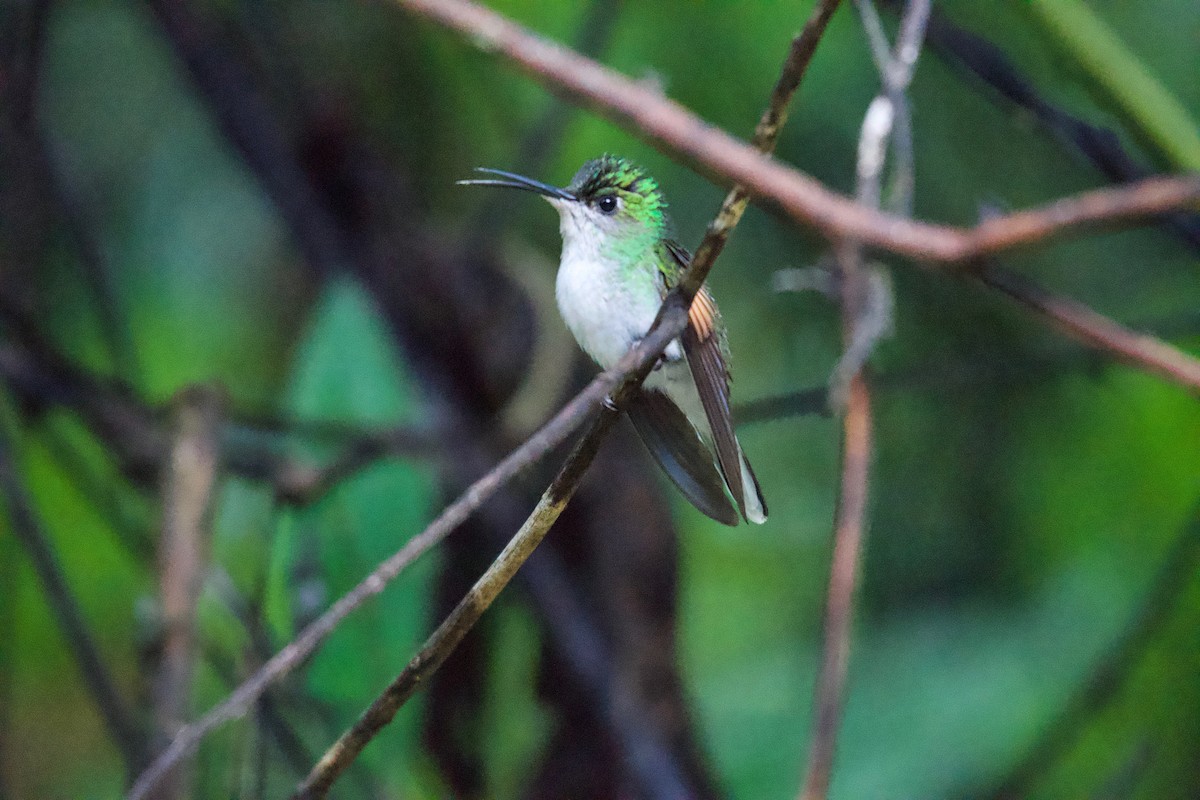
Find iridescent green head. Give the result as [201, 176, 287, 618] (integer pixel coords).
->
[458, 155, 671, 253]
[563, 155, 668, 232]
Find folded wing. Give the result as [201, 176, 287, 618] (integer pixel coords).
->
[627, 389, 740, 526]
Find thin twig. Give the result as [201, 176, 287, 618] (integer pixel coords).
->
[800, 261, 876, 798]
[395, 0, 1200, 264]
[263, 426, 439, 505]
[688, 0, 843, 277]
[799, 373, 873, 800]
[801, 3, 928, 797]
[151, 386, 224, 798]
[855, 0, 928, 215]
[40, 137, 143, 384]
[0, 332, 439, 499]
[736, 386, 831, 424]
[0, 418, 148, 776]
[964, 176, 1200, 259]
[979, 263, 1200, 392]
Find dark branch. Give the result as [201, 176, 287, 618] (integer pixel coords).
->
[979, 508, 1200, 800]
[919, 5, 1200, 252]
[0, 421, 149, 775]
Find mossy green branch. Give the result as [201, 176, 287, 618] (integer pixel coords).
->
[1026, 0, 1200, 172]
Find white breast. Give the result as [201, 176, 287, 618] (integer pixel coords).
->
[553, 206, 665, 370]
[556, 250, 663, 369]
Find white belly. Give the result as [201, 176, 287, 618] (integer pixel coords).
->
[555, 251, 707, 439]
[555, 251, 667, 370]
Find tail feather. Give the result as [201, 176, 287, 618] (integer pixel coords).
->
[738, 450, 768, 524]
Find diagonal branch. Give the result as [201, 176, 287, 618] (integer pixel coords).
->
[687, 0, 843, 278]
[978, 264, 1200, 392]
[395, 0, 1200, 264]
[918, 5, 1200, 251]
[0, 419, 148, 776]
[981, 507, 1200, 800]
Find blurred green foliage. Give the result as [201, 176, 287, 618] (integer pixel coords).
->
[2, 1, 1198, 798]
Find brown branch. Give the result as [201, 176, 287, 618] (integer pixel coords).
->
[965, 176, 1200, 258]
[917, 5, 1200, 251]
[150, 386, 224, 799]
[799, 247, 878, 800]
[395, 0, 1200, 264]
[218, 413, 439, 505]
[801, 3, 926, 796]
[979, 263, 1200, 392]
[0, 332, 440, 502]
[799, 373, 873, 800]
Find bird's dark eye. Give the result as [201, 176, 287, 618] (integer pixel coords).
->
[597, 195, 619, 214]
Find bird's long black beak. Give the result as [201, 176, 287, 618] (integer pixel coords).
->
[456, 167, 576, 201]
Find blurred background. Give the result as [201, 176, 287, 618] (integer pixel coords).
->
[1, 0, 1198, 798]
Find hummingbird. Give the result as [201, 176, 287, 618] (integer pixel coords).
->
[460, 155, 766, 525]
